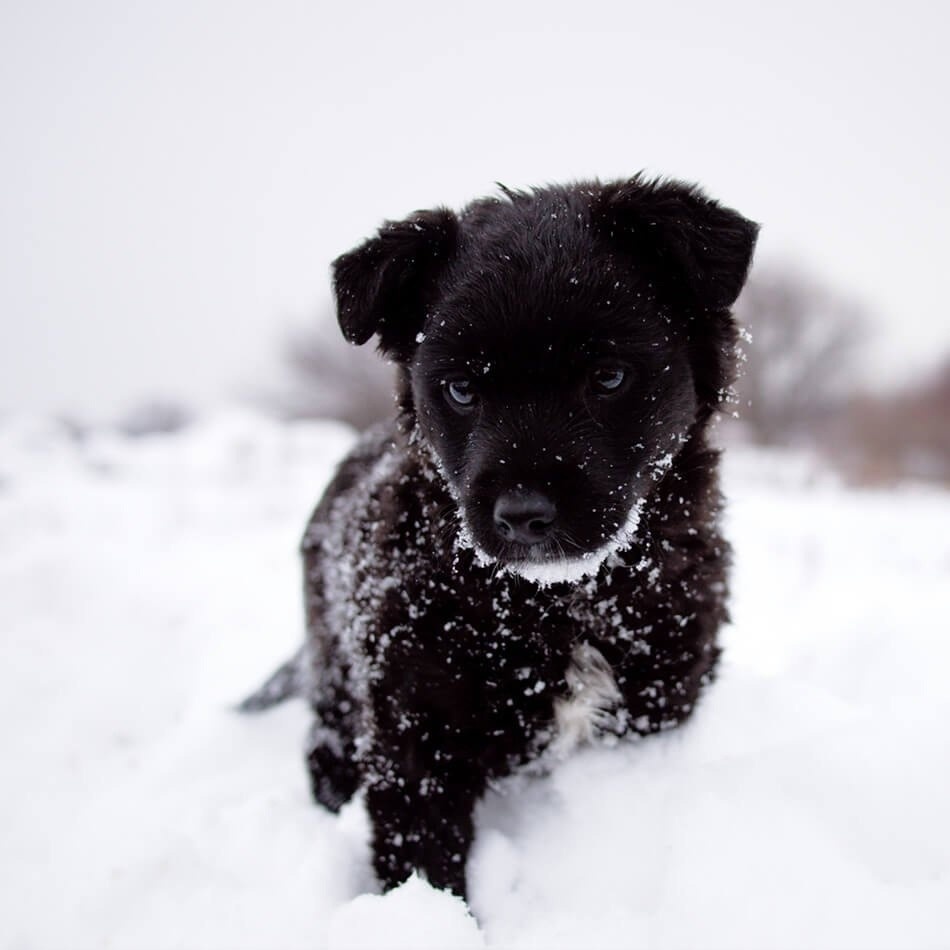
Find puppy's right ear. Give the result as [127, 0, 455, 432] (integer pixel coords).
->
[332, 208, 458, 360]
[595, 177, 758, 312]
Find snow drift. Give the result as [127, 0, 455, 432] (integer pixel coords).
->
[0, 411, 947, 949]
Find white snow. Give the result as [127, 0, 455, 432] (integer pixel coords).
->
[1, 410, 948, 949]
[326, 875, 485, 950]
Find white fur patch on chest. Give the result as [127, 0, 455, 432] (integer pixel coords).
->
[550, 642, 625, 759]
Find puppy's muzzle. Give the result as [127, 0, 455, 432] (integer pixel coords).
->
[493, 490, 557, 545]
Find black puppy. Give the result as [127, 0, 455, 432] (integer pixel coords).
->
[243, 177, 757, 899]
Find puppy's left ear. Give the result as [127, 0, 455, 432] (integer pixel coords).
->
[596, 177, 758, 310]
[332, 208, 458, 360]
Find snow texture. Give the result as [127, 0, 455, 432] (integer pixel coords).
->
[326, 875, 484, 950]
[1, 409, 948, 949]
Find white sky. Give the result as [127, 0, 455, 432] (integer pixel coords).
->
[1, 0, 948, 418]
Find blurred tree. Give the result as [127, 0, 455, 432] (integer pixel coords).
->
[118, 400, 192, 437]
[831, 356, 950, 484]
[274, 316, 394, 430]
[732, 266, 867, 445]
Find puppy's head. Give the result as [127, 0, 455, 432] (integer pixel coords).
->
[333, 178, 757, 584]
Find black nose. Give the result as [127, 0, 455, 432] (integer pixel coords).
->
[493, 490, 557, 545]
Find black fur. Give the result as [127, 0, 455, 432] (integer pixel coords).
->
[243, 176, 757, 899]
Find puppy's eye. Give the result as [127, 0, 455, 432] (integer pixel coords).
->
[591, 367, 627, 395]
[444, 378, 477, 410]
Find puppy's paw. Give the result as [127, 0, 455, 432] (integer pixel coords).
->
[307, 742, 360, 813]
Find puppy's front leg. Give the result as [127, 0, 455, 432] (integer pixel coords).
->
[608, 612, 721, 735]
[364, 676, 487, 898]
[365, 763, 481, 898]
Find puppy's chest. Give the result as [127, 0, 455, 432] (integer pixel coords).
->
[406, 579, 635, 750]
[479, 586, 650, 756]
[344, 478, 649, 750]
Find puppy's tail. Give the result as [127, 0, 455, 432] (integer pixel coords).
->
[236, 646, 305, 713]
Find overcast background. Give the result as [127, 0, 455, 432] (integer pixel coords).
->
[2, 0, 947, 420]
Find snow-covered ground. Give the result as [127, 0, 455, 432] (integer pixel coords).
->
[1, 410, 948, 950]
